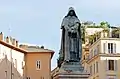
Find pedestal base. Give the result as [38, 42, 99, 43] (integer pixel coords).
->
[52, 62, 90, 79]
[53, 72, 89, 79]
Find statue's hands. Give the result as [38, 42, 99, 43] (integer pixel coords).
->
[71, 27, 75, 30]
[71, 22, 80, 30]
[76, 22, 80, 27]
[66, 26, 71, 31]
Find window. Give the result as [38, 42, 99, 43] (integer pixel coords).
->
[107, 60, 117, 71]
[27, 77, 30, 79]
[90, 65, 92, 75]
[22, 61, 24, 69]
[108, 43, 113, 53]
[3, 52, 5, 57]
[41, 77, 44, 79]
[94, 49, 96, 56]
[97, 45, 100, 54]
[5, 71, 7, 79]
[94, 64, 95, 74]
[89, 50, 92, 59]
[12, 73, 14, 79]
[96, 62, 98, 73]
[89, 49, 93, 58]
[91, 49, 93, 57]
[15, 59, 17, 68]
[103, 43, 106, 53]
[108, 60, 114, 70]
[36, 60, 40, 70]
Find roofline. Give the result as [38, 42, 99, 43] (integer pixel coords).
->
[0, 40, 27, 53]
[0, 40, 54, 58]
[89, 38, 120, 48]
[26, 51, 55, 59]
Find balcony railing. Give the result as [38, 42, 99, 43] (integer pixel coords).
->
[88, 30, 120, 46]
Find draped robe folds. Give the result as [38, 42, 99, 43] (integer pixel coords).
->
[60, 15, 82, 62]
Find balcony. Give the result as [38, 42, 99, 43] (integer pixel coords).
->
[88, 29, 120, 46]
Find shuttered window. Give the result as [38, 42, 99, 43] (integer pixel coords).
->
[103, 43, 106, 53]
[108, 43, 113, 54]
[108, 43, 116, 54]
[107, 60, 117, 71]
[94, 64, 95, 74]
[90, 65, 92, 76]
[108, 60, 114, 70]
[15, 59, 17, 69]
[96, 62, 98, 73]
[36, 60, 41, 70]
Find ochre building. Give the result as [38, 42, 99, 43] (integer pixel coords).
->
[0, 32, 54, 79]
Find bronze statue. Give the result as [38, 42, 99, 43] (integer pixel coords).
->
[58, 7, 82, 67]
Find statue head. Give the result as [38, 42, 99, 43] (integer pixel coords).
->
[66, 7, 77, 17]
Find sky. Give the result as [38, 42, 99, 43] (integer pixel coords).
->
[0, 0, 120, 70]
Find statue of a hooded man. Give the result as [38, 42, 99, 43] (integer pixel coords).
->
[59, 7, 82, 63]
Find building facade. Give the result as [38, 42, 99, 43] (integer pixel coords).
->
[82, 28, 120, 79]
[0, 32, 25, 79]
[0, 32, 54, 79]
[20, 45, 54, 79]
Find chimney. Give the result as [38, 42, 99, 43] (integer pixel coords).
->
[41, 46, 44, 49]
[0, 32, 3, 41]
[16, 40, 18, 47]
[6, 36, 9, 43]
[12, 38, 16, 46]
[19, 44, 28, 49]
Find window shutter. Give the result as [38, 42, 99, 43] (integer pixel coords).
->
[105, 60, 108, 71]
[15, 59, 17, 68]
[36, 60, 40, 70]
[114, 43, 116, 53]
[114, 60, 117, 71]
[105, 42, 108, 53]
[103, 43, 106, 53]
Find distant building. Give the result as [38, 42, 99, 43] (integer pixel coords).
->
[0, 32, 24, 79]
[0, 32, 54, 79]
[51, 23, 120, 79]
[82, 28, 120, 79]
[20, 44, 54, 79]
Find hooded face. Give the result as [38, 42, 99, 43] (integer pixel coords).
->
[69, 10, 74, 16]
[67, 7, 77, 17]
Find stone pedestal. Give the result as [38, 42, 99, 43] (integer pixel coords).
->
[52, 62, 90, 79]
[53, 72, 89, 79]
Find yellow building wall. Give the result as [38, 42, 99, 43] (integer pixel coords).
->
[88, 57, 99, 79]
[24, 52, 51, 79]
[86, 39, 120, 79]
[87, 57, 109, 79]
[117, 59, 120, 78]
